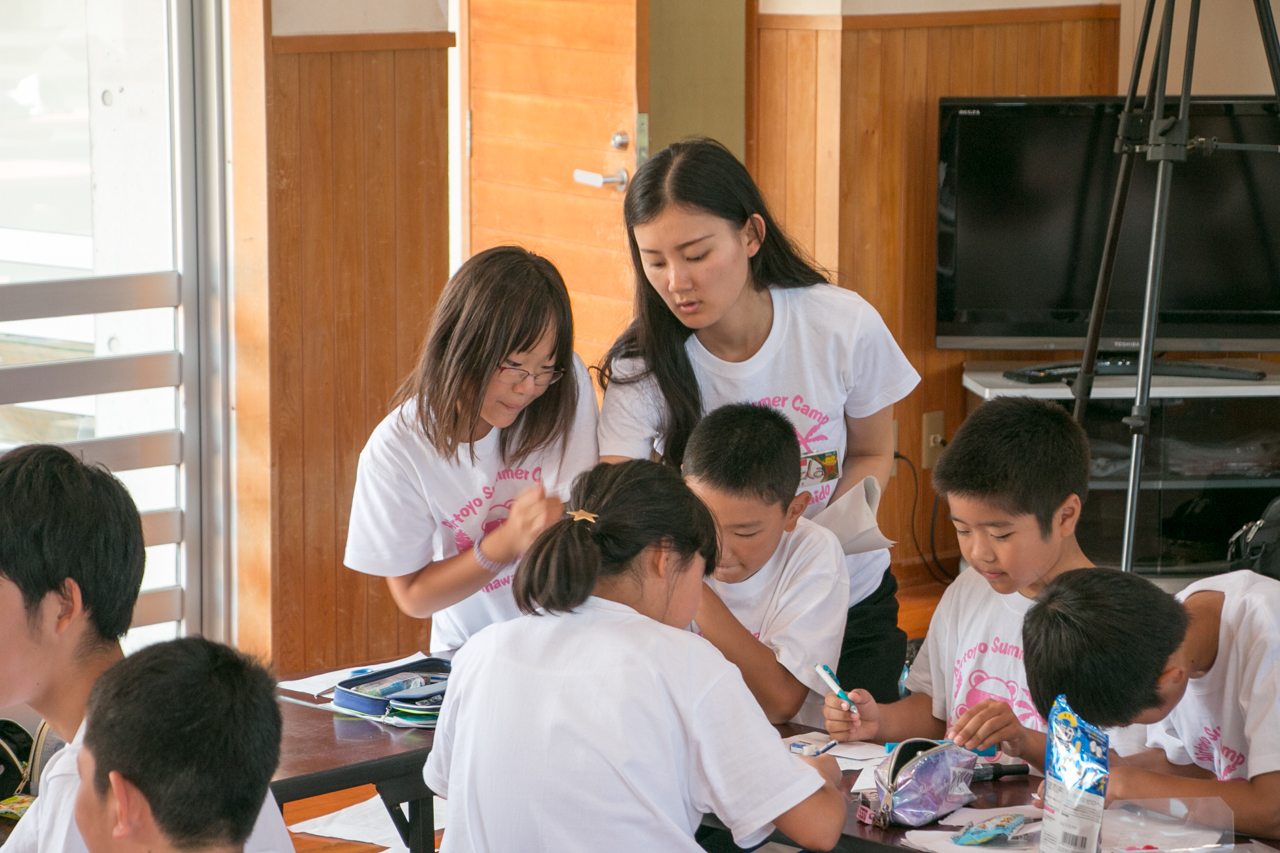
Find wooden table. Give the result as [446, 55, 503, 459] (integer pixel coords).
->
[272, 693, 436, 853]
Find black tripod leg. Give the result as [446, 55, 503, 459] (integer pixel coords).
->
[1254, 0, 1280, 110]
[1073, 0, 1161, 424]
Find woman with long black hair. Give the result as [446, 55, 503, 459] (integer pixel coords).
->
[597, 139, 920, 702]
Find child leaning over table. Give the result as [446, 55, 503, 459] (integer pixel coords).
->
[682, 402, 849, 727]
[1023, 567, 1280, 839]
[823, 397, 1095, 767]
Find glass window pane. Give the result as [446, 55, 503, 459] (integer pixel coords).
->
[0, 308, 176, 367]
[122, 620, 178, 655]
[142, 542, 177, 591]
[0, 386, 175, 448]
[0, 0, 175, 284]
[115, 464, 176, 513]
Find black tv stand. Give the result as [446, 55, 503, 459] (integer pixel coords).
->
[1004, 356, 1266, 385]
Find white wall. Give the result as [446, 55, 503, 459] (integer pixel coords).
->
[1119, 0, 1280, 96]
[272, 0, 448, 36]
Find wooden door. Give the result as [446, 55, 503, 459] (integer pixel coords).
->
[463, 0, 647, 370]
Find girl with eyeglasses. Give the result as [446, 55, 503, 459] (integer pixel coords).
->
[344, 246, 599, 652]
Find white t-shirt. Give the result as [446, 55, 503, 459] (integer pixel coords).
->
[598, 284, 920, 607]
[1139, 571, 1280, 781]
[0, 723, 292, 853]
[703, 517, 849, 728]
[423, 597, 825, 852]
[904, 567, 1047, 737]
[343, 355, 600, 653]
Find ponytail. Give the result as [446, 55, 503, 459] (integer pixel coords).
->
[600, 138, 828, 467]
[513, 460, 718, 615]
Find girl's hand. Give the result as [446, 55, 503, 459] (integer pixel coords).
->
[483, 484, 564, 563]
[825, 688, 879, 742]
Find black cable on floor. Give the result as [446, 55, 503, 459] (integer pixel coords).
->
[894, 452, 954, 586]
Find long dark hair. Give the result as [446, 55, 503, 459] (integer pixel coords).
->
[512, 460, 718, 615]
[599, 138, 828, 467]
[391, 246, 578, 465]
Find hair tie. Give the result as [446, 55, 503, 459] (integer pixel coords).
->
[566, 509, 598, 525]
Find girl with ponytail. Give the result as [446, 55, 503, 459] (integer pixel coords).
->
[597, 138, 920, 703]
[423, 460, 846, 852]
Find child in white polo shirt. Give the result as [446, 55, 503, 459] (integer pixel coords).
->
[424, 460, 846, 852]
[683, 403, 849, 727]
[1023, 567, 1280, 839]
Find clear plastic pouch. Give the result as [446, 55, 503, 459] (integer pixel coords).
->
[1103, 798, 1235, 853]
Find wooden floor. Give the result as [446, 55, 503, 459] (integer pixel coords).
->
[285, 786, 443, 853]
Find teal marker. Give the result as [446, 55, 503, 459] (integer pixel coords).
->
[813, 664, 859, 717]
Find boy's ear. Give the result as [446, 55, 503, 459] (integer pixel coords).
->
[108, 770, 152, 842]
[783, 493, 810, 532]
[1054, 494, 1083, 538]
[52, 578, 87, 637]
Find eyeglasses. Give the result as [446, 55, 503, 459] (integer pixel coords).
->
[496, 366, 564, 387]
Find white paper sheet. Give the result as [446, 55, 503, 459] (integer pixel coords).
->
[940, 805, 1045, 826]
[277, 653, 428, 697]
[902, 829, 974, 853]
[782, 731, 886, 762]
[288, 793, 447, 851]
[851, 766, 878, 792]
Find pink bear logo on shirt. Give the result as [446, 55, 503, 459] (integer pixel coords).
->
[952, 669, 1043, 728]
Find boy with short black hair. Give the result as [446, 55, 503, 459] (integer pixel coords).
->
[684, 403, 849, 726]
[823, 397, 1094, 765]
[74, 637, 285, 853]
[1023, 568, 1280, 838]
[0, 444, 291, 853]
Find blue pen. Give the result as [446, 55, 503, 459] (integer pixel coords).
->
[790, 738, 839, 757]
[813, 664, 859, 717]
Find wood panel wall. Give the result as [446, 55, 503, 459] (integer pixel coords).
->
[750, 6, 1122, 637]
[238, 28, 452, 675]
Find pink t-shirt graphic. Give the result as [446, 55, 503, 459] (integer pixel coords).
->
[953, 668, 1043, 729]
[1193, 726, 1248, 780]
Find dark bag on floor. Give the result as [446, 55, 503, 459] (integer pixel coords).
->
[0, 720, 35, 799]
[1228, 496, 1280, 580]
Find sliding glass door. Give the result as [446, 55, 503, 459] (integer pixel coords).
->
[0, 0, 221, 645]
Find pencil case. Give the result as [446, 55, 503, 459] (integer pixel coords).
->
[873, 738, 977, 828]
[333, 658, 452, 717]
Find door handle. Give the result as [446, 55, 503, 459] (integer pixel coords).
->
[573, 168, 628, 192]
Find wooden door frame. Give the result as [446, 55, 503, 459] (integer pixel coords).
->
[458, 0, 472, 258]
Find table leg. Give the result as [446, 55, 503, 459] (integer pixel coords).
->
[375, 779, 434, 853]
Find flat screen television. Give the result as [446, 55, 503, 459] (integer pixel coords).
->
[935, 96, 1280, 351]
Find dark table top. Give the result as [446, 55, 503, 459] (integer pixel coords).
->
[271, 691, 436, 804]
